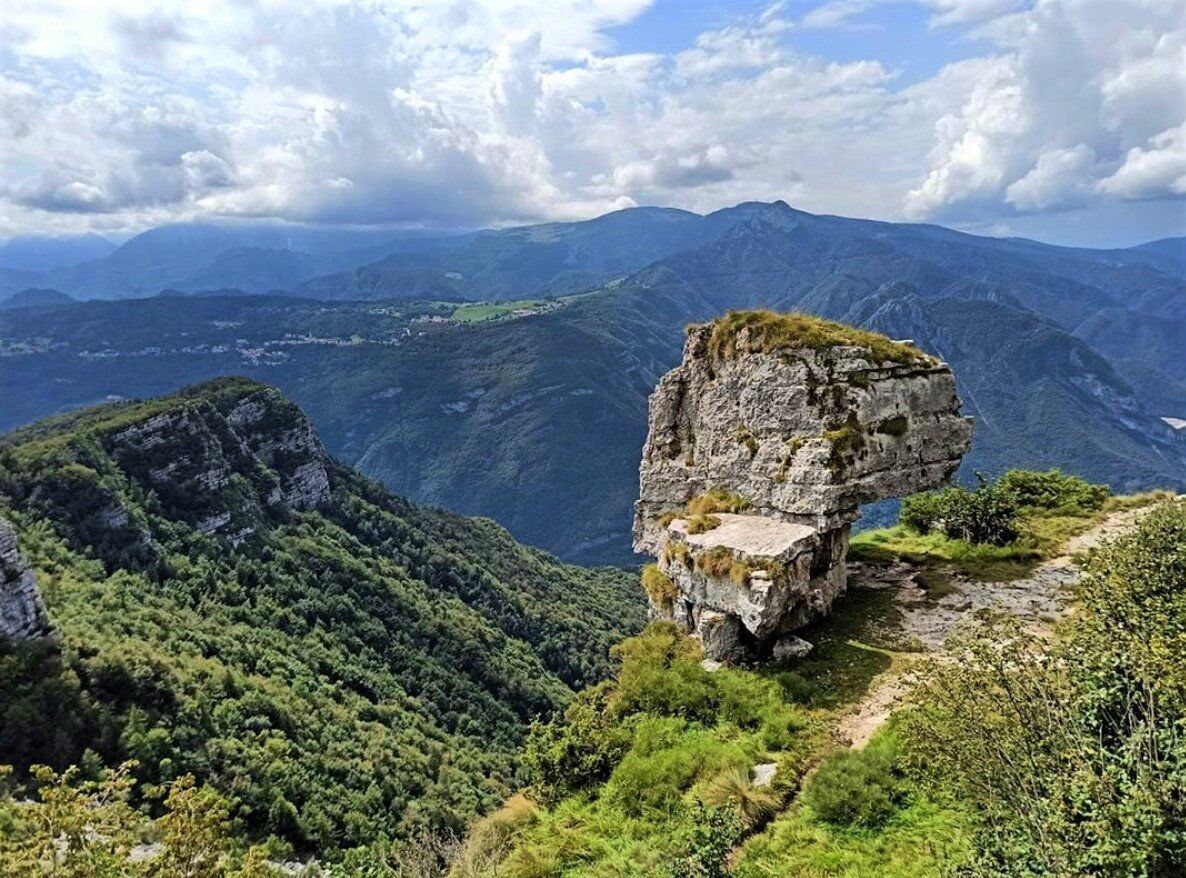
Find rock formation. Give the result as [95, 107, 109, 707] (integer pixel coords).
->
[5, 379, 333, 569]
[634, 311, 972, 661]
[0, 517, 49, 640]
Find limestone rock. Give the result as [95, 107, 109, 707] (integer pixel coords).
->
[771, 635, 813, 661]
[103, 385, 332, 544]
[634, 312, 972, 661]
[224, 390, 332, 510]
[752, 763, 778, 788]
[0, 517, 49, 640]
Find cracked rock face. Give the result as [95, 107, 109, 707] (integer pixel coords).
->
[104, 387, 332, 546]
[634, 315, 972, 661]
[0, 517, 49, 640]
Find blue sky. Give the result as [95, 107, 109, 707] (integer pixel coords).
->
[0, 0, 1182, 247]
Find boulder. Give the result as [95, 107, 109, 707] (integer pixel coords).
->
[634, 311, 972, 661]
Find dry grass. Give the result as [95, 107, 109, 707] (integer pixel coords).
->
[687, 488, 752, 516]
[662, 540, 692, 569]
[705, 310, 933, 366]
[703, 764, 780, 830]
[641, 563, 679, 604]
[685, 513, 722, 534]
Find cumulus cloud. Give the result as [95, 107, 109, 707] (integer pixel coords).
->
[0, 0, 1181, 237]
[906, 0, 1186, 221]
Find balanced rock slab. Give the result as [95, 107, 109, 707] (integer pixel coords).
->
[634, 311, 972, 661]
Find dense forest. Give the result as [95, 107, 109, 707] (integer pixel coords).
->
[2, 380, 1183, 875]
[0, 380, 645, 857]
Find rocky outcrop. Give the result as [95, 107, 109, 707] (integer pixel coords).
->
[10, 379, 334, 562]
[0, 517, 49, 639]
[634, 312, 972, 661]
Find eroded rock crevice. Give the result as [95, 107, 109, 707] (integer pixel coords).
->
[633, 315, 972, 662]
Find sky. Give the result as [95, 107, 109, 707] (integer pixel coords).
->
[0, 0, 1183, 247]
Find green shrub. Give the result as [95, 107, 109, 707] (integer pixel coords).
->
[672, 802, 742, 878]
[522, 686, 633, 805]
[802, 734, 904, 829]
[997, 468, 1110, 513]
[902, 501, 1186, 875]
[899, 492, 946, 535]
[940, 482, 1018, 546]
[899, 480, 1019, 546]
[611, 624, 717, 722]
[603, 717, 722, 817]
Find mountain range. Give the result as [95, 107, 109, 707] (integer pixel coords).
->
[2, 201, 1184, 564]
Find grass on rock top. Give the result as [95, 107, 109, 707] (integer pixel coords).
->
[705, 310, 934, 366]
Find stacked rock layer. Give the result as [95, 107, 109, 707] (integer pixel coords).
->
[634, 313, 972, 661]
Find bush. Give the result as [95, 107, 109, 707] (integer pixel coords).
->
[997, 468, 1110, 513]
[672, 802, 741, 878]
[610, 624, 717, 721]
[899, 492, 946, 535]
[522, 686, 632, 805]
[802, 735, 904, 829]
[903, 501, 1186, 875]
[899, 480, 1019, 546]
[941, 482, 1018, 546]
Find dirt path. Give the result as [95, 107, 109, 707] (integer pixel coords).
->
[835, 503, 1165, 748]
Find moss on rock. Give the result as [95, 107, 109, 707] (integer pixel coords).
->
[705, 310, 932, 366]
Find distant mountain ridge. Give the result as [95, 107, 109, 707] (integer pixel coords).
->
[0, 287, 76, 310]
[7, 205, 1182, 309]
[2, 201, 1184, 563]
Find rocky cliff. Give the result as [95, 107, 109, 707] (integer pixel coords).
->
[634, 311, 972, 661]
[1, 378, 332, 565]
[0, 517, 48, 639]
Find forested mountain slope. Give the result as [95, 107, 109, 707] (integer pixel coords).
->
[0, 379, 644, 849]
[3, 202, 1184, 564]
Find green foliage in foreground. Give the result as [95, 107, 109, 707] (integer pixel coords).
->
[734, 729, 971, 878]
[904, 499, 1186, 876]
[453, 624, 826, 876]
[0, 382, 645, 852]
[0, 762, 278, 877]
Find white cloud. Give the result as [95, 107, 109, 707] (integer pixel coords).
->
[906, 0, 1186, 221]
[1005, 144, 1097, 210]
[922, 0, 1028, 26]
[1100, 123, 1186, 199]
[0, 0, 1181, 238]
[800, 0, 877, 30]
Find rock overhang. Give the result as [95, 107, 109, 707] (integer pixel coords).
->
[634, 311, 973, 661]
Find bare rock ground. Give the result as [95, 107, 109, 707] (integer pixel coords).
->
[835, 503, 1168, 748]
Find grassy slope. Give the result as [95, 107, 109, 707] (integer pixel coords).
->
[851, 490, 1176, 581]
[470, 584, 971, 876]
